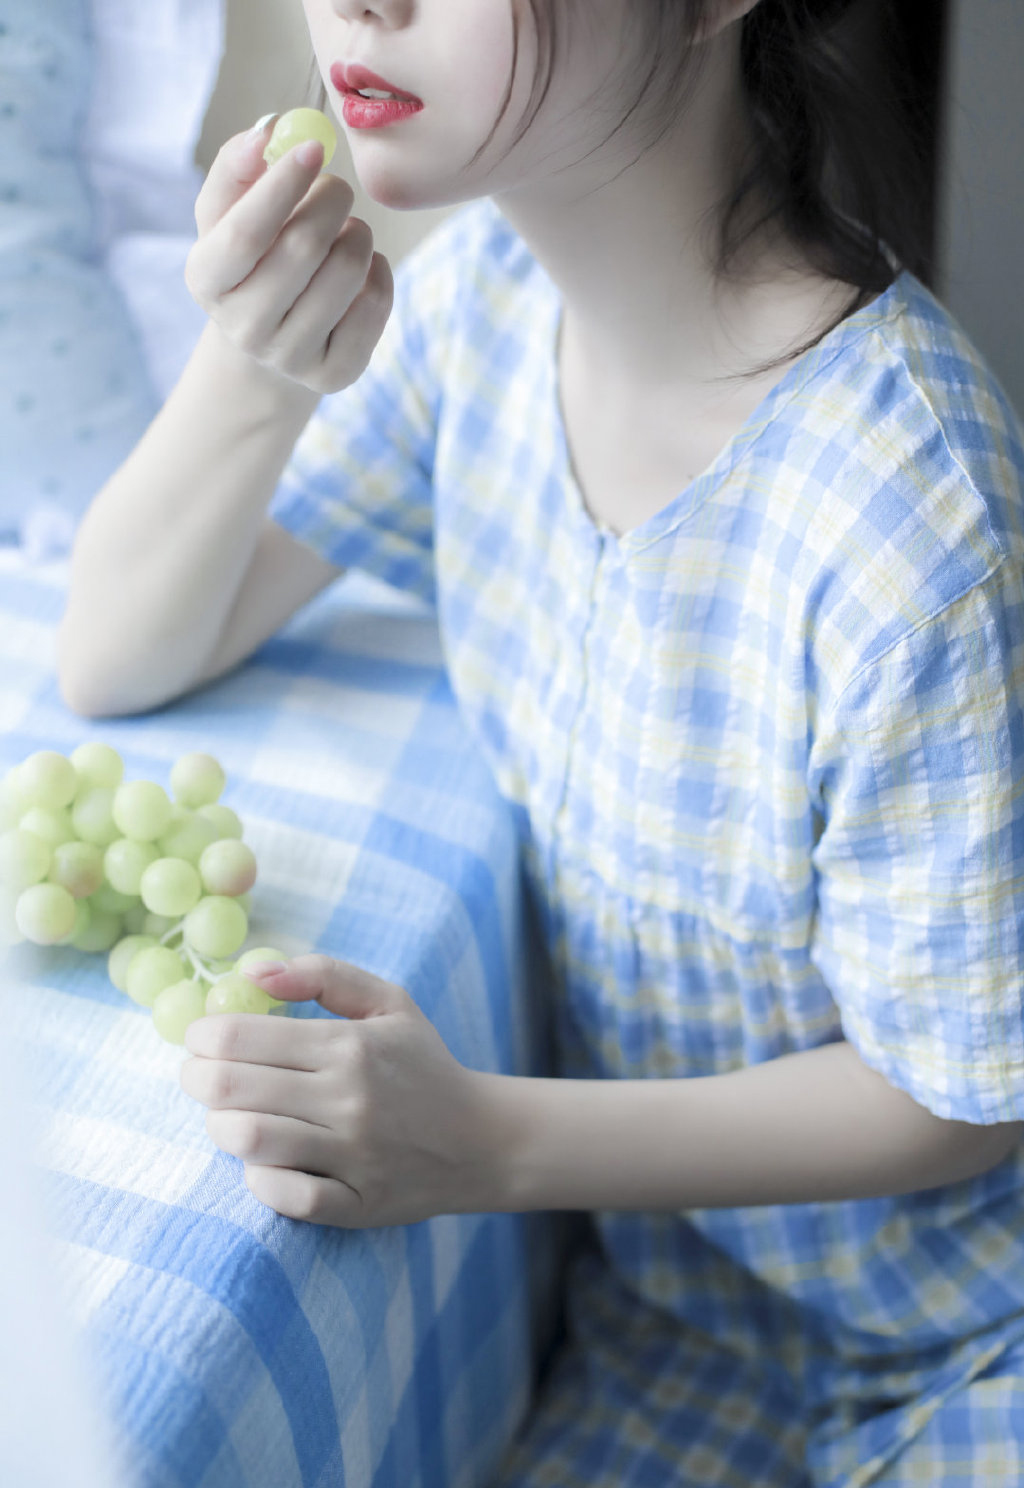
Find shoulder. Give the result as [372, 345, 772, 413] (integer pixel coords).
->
[783, 272, 1024, 721]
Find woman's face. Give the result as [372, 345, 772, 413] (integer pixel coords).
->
[302, 0, 644, 210]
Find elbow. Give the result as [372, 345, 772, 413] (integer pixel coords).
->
[58, 666, 154, 720]
[934, 1117, 1024, 1188]
[56, 630, 106, 719]
[973, 1120, 1024, 1174]
[57, 641, 130, 721]
[58, 669, 115, 720]
[56, 614, 146, 720]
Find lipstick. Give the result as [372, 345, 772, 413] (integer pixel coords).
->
[330, 62, 423, 130]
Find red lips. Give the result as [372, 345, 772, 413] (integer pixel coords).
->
[330, 62, 421, 104]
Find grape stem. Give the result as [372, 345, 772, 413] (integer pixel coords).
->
[158, 916, 217, 984]
[182, 942, 216, 984]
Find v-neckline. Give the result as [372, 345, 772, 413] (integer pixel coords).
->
[546, 273, 908, 556]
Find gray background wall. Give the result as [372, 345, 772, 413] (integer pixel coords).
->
[938, 0, 1024, 417]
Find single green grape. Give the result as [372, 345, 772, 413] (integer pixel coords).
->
[152, 980, 208, 1044]
[158, 811, 220, 865]
[196, 804, 243, 840]
[170, 753, 226, 810]
[91, 882, 139, 916]
[18, 806, 75, 849]
[125, 946, 189, 1008]
[183, 895, 248, 960]
[140, 857, 203, 918]
[0, 774, 23, 832]
[141, 910, 179, 938]
[121, 902, 150, 934]
[104, 837, 159, 896]
[69, 905, 123, 954]
[49, 840, 105, 899]
[113, 780, 174, 843]
[205, 972, 272, 1017]
[235, 945, 288, 970]
[263, 107, 337, 171]
[199, 839, 257, 897]
[70, 743, 124, 791]
[71, 786, 121, 848]
[18, 751, 78, 811]
[0, 827, 51, 892]
[108, 934, 159, 994]
[15, 882, 77, 944]
[61, 898, 90, 946]
[235, 945, 290, 1011]
[1, 888, 23, 949]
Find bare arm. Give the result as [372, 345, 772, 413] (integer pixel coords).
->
[58, 323, 326, 717]
[58, 120, 392, 719]
[473, 1039, 1023, 1212]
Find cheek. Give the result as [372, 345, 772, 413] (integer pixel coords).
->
[300, 1, 331, 76]
[452, 3, 535, 147]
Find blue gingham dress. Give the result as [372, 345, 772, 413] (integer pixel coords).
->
[269, 199, 1024, 1486]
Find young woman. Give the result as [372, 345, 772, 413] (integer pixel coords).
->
[60, 2, 1024, 1481]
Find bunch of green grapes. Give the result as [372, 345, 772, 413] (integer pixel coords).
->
[0, 746, 292, 1045]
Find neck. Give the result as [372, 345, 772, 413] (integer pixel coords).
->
[491, 28, 837, 405]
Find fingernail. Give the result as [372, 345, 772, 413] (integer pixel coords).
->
[247, 112, 279, 140]
[242, 960, 287, 980]
[294, 140, 324, 168]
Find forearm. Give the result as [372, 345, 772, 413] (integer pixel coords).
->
[58, 321, 319, 718]
[475, 1040, 1023, 1213]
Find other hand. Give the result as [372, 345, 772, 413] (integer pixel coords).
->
[179, 954, 498, 1227]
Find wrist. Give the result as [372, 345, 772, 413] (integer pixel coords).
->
[463, 1071, 546, 1213]
[197, 320, 322, 428]
[464, 1071, 641, 1214]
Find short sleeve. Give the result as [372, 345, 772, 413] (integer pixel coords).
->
[808, 556, 1024, 1125]
[268, 207, 477, 609]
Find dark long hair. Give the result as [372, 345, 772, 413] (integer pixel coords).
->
[311, 0, 935, 379]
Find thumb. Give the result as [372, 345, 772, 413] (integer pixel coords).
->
[194, 114, 277, 237]
[241, 953, 410, 1020]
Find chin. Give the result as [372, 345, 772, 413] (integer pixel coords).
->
[361, 174, 433, 212]
[347, 137, 488, 214]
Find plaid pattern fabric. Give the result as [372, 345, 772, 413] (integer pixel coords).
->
[1, 553, 564, 1488]
[270, 197, 1024, 1483]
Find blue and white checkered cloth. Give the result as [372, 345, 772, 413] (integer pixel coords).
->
[1, 549, 565, 1488]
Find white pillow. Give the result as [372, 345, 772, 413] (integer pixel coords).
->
[0, 0, 225, 556]
[0, 0, 158, 553]
[82, 0, 225, 399]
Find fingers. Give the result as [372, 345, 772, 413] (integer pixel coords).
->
[188, 138, 349, 305]
[244, 1165, 362, 1226]
[184, 1012, 327, 1069]
[193, 117, 277, 238]
[321, 252, 395, 387]
[255, 952, 410, 1020]
[205, 1110, 345, 1179]
[218, 189, 370, 357]
[180, 1053, 330, 1118]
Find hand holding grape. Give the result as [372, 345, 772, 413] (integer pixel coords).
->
[181, 956, 500, 1228]
[184, 108, 394, 395]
